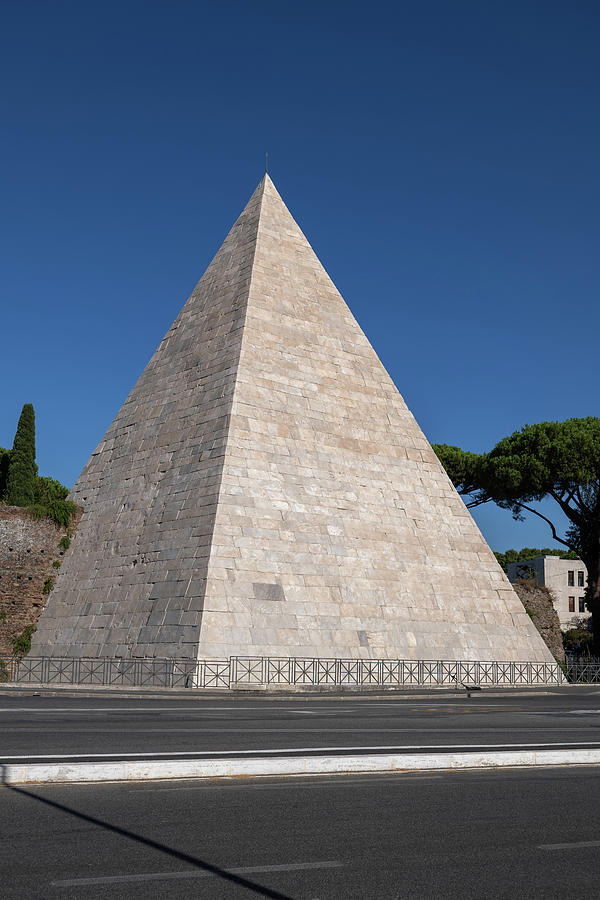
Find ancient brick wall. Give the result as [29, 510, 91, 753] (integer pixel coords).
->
[0, 506, 78, 656]
[513, 578, 565, 664]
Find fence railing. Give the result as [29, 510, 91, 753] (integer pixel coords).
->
[566, 661, 600, 684]
[0, 655, 566, 689]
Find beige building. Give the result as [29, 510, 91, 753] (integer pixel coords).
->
[507, 556, 589, 628]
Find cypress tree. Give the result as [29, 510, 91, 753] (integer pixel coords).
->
[0, 446, 10, 499]
[6, 404, 37, 507]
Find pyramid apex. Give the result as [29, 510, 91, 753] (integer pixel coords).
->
[242, 172, 279, 217]
[256, 171, 276, 193]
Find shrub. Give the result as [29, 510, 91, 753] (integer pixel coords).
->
[46, 499, 77, 527]
[12, 624, 35, 657]
[27, 499, 78, 528]
[59, 535, 71, 551]
[563, 624, 594, 656]
[52, 560, 61, 569]
[34, 476, 69, 505]
[42, 577, 55, 594]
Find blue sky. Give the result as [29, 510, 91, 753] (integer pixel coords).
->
[1, 0, 598, 552]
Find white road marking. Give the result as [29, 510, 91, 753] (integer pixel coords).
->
[3, 725, 596, 735]
[0, 706, 330, 713]
[5, 740, 600, 761]
[539, 840, 600, 850]
[51, 860, 345, 886]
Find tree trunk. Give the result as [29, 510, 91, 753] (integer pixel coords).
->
[580, 534, 600, 655]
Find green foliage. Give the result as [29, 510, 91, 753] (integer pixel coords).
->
[26, 504, 48, 521]
[434, 419, 600, 533]
[52, 560, 61, 568]
[431, 444, 483, 497]
[42, 577, 55, 594]
[563, 624, 594, 656]
[482, 419, 600, 509]
[12, 624, 35, 657]
[59, 535, 71, 551]
[45, 499, 77, 527]
[27, 476, 74, 525]
[34, 476, 69, 505]
[1, 408, 74, 526]
[494, 547, 579, 574]
[0, 446, 10, 499]
[5, 404, 37, 506]
[434, 417, 600, 650]
[0, 659, 8, 682]
[27, 499, 77, 528]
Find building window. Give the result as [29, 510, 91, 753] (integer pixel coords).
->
[568, 571, 574, 586]
[578, 571, 585, 587]
[569, 597, 575, 612]
[579, 598, 586, 613]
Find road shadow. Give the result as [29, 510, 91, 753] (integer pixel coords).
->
[0, 766, 293, 899]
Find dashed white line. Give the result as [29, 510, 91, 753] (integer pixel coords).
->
[539, 840, 600, 850]
[5, 740, 600, 761]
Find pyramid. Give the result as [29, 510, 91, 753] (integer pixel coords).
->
[32, 175, 554, 665]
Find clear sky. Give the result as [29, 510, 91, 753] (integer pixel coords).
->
[1, 0, 598, 552]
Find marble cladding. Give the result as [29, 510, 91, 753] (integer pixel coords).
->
[196, 178, 553, 663]
[30, 181, 262, 658]
[32, 175, 554, 666]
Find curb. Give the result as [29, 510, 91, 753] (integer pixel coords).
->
[0, 682, 576, 700]
[2, 749, 600, 785]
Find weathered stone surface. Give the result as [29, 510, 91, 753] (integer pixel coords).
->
[512, 578, 565, 664]
[0, 506, 79, 655]
[31, 176, 555, 665]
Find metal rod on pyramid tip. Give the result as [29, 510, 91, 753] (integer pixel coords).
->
[265, 152, 268, 174]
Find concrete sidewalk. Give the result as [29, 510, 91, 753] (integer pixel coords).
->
[2, 746, 600, 784]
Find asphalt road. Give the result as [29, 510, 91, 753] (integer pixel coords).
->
[2, 686, 600, 762]
[3, 766, 600, 899]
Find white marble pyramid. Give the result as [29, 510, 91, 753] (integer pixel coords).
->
[32, 176, 554, 665]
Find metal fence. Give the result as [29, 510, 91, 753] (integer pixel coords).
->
[566, 661, 600, 684]
[0, 655, 566, 689]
